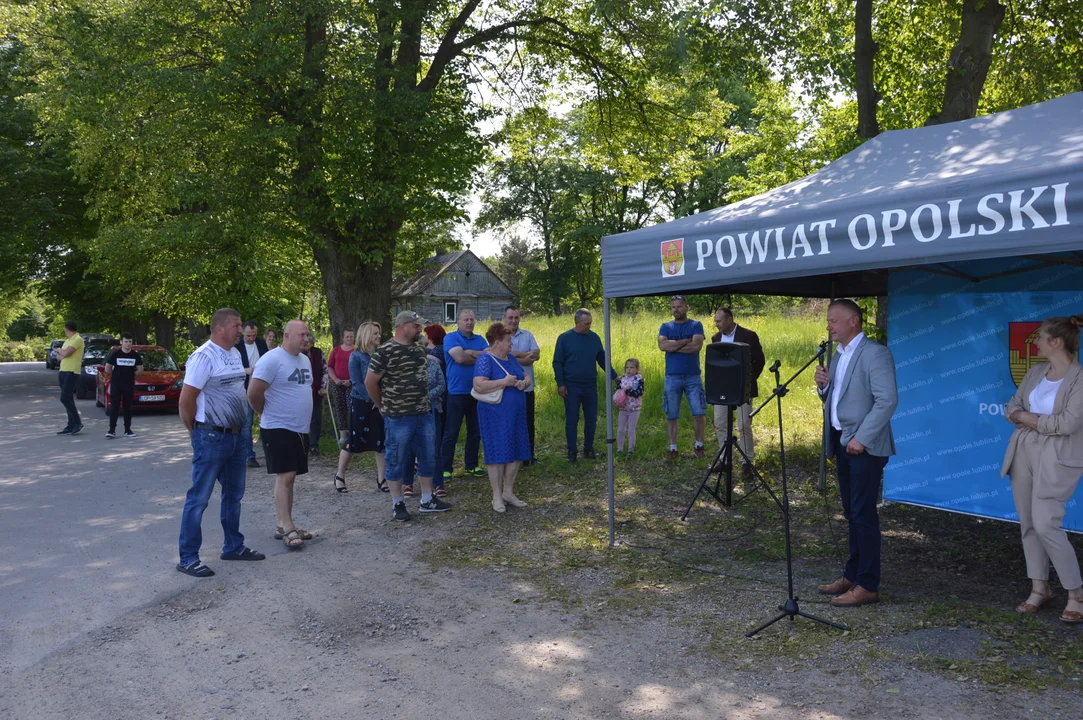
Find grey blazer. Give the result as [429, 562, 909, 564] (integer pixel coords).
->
[820, 337, 899, 459]
[1001, 362, 1083, 475]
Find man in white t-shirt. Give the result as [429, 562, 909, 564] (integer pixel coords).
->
[248, 320, 314, 550]
[235, 320, 269, 468]
[177, 308, 266, 578]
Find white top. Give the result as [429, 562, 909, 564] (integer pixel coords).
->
[244, 341, 261, 367]
[830, 332, 866, 431]
[1028, 376, 1063, 416]
[183, 341, 248, 428]
[510, 328, 541, 392]
[251, 347, 313, 433]
[718, 329, 736, 343]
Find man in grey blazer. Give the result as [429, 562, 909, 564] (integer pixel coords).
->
[814, 299, 899, 607]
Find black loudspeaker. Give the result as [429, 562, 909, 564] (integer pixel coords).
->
[705, 342, 751, 406]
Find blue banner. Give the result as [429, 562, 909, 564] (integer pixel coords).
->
[885, 257, 1083, 531]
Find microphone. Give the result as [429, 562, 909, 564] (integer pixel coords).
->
[769, 359, 781, 373]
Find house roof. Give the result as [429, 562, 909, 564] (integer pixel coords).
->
[392, 248, 515, 298]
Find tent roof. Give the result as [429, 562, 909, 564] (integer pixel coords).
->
[601, 92, 1083, 299]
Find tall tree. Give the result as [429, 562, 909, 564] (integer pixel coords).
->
[12, 0, 667, 336]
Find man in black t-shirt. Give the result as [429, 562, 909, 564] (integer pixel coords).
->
[105, 333, 144, 438]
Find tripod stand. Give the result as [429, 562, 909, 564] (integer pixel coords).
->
[745, 342, 849, 636]
[680, 403, 749, 520]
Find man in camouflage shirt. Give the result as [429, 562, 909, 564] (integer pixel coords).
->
[365, 311, 453, 521]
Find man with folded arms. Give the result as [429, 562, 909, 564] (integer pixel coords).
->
[814, 299, 898, 607]
[248, 320, 314, 550]
[177, 308, 265, 577]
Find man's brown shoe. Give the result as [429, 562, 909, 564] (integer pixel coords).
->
[830, 585, 880, 607]
[817, 576, 853, 596]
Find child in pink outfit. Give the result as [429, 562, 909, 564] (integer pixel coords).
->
[616, 359, 645, 454]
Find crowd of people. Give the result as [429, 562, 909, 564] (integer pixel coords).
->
[54, 299, 1083, 622]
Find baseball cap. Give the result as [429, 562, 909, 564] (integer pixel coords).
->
[393, 310, 427, 328]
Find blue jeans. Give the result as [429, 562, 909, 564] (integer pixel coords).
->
[663, 373, 706, 420]
[833, 429, 889, 592]
[563, 382, 598, 456]
[385, 413, 436, 482]
[178, 428, 248, 565]
[402, 407, 444, 488]
[441, 394, 480, 474]
[242, 404, 257, 460]
[58, 371, 81, 429]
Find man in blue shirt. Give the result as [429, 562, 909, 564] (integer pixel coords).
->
[657, 296, 706, 460]
[441, 309, 489, 480]
[553, 309, 618, 462]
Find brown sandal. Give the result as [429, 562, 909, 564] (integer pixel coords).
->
[282, 529, 305, 549]
[274, 526, 313, 540]
[1016, 591, 1053, 614]
[1060, 605, 1083, 623]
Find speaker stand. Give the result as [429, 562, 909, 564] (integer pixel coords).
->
[680, 405, 755, 519]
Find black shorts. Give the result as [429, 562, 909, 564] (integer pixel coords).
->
[261, 427, 310, 475]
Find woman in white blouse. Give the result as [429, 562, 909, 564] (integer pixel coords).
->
[1001, 314, 1083, 622]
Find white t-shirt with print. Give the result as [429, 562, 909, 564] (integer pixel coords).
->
[183, 341, 248, 428]
[251, 347, 313, 433]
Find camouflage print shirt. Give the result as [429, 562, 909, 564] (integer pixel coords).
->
[368, 338, 430, 417]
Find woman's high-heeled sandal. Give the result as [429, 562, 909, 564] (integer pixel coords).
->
[334, 475, 348, 493]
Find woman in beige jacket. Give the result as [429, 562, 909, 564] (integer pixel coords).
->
[1001, 314, 1083, 623]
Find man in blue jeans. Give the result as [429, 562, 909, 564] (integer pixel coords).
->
[176, 308, 265, 577]
[55, 320, 84, 435]
[366, 311, 452, 521]
[657, 296, 706, 460]
[552, 309, 617, 462]
[441, 309, 488, 481]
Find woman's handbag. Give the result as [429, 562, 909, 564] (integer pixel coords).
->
[470, 354, 514, 405]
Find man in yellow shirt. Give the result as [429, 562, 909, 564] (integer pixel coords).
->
[56, 321, 85, 435]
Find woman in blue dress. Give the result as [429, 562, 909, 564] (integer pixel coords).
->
[473, 322, 532, 512]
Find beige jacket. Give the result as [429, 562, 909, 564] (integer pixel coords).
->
[1001, 362, 1083, 476]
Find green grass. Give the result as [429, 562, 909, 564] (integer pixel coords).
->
[519, 308, 827, 461]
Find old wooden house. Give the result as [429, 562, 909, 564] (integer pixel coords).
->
[392, 249, 516, 324]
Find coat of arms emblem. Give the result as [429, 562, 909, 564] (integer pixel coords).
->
[1008, 321, 1044, 387]
[661, 239, 685, 278]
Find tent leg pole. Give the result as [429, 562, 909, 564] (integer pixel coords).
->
[604, 298, 616, 548]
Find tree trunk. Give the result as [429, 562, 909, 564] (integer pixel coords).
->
[926, 0, 1005, 126]
[854, 0, 880, 139]
[153, 312, 175, 350]
[315, 238, 395, 345]
[186, 318, 209, 346]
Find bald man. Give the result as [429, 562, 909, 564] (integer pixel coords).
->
[248, 320, 314, 549]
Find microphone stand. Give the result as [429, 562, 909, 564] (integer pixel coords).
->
[745, 341, 849, 637]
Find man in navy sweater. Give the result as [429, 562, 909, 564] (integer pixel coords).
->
[552, 309, 617, 462]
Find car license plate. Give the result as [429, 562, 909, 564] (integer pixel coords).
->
[140, 394, 166, 402]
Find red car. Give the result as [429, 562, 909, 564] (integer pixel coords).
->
[95, 345, 185, 413]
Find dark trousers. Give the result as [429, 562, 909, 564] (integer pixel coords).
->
[563, 382, 598, 456]
[58, 371, 81, 429]
[526, 390, 536, 460]
[441, 394, 480, 474]
[109, 385, 134, 432]
[833, 429, 889, 593]
[309, 394, 323, 450]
